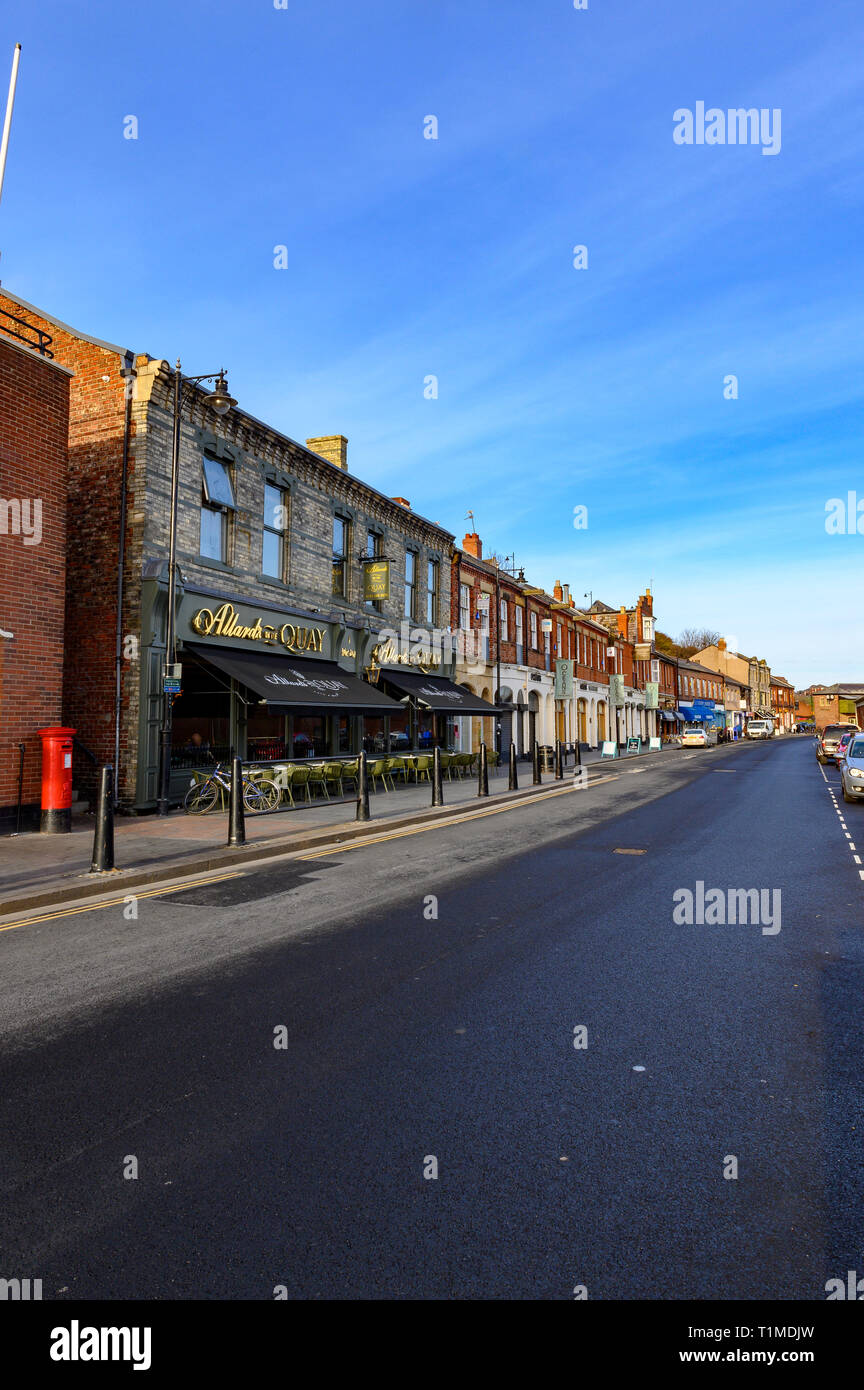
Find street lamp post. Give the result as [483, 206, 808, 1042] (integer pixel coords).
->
[156, 361, 237, 816]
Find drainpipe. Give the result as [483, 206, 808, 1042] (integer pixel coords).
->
[113, 353, 135, 808]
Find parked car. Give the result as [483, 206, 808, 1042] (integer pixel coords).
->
[835, 731, 856, 762]
[816, 724, 860, 764]
[840, 733, 864, 802]
[682, 725, 710, 747]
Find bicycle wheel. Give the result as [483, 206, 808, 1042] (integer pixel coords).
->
[184, 778, 219, 814]
[256, 778, 282, 810]
[242, 781, 270, 812]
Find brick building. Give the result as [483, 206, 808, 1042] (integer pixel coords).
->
[0, 304, 71, 830]
[770, 675, 795, 733]
[0, 290, 485, 812]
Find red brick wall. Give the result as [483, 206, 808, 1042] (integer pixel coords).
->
[0, 292, 136, 805]
[0, 335, 70, 822]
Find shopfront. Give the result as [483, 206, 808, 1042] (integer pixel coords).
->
[373, 659, 499, 751]
[136, 583, 407, 807]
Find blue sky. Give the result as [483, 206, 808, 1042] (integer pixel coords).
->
[2, 0, 863, 686]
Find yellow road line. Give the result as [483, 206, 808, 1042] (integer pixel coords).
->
[299, 776, 620, 859]
[0, 870, 245, 934]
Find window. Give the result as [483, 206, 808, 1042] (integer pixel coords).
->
[365, 530, 382, 611]
[262, 481, 286, 580]
[515, 605, 523, 654]
[200, 457, 235, 562]
[427, 559, 439, 625]
[404, 549, 417, 619]
[500, 597, 508, 641]
[556, 622, 562, 655]
[332, 515, 349, 596]
[529, 609, 538, 650]
[459, 583, 471, 630]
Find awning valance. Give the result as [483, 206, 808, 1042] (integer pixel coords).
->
[378, 667, 499, 714]
[185, 643, 403, 713]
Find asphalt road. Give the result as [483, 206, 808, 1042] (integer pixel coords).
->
[1, 736, 862, 1300]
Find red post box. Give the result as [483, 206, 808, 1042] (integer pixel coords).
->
[37, 726, 77, 834]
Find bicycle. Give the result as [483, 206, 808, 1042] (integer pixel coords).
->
[184, 762, 281, 814]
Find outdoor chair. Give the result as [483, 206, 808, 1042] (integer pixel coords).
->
[323, 761, 345, 797]
[306, 763, 330, 799]
[413, 754, 433, 783]
[385, 756, 408, 785]
[340, 759, 359, 793]
[367, 758, 393, 793]
[287, 765, 311, 803]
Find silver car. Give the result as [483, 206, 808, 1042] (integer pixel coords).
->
[840, 733, 864, 803]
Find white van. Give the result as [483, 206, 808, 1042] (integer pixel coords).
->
[745, 719, 774, 740]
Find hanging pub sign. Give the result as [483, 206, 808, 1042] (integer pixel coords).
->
[609, 674, 625, 705]
[645, 681, 659, 709]
[554, 658, 574, 700]
[363, 559, 390, 601]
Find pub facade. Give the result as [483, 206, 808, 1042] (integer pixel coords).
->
[128, 358, 497, 809]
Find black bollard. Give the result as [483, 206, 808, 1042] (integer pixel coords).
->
[432, 746, 444, 805]
[574, 739, 582, 767]
[89, 765, 116, 873]
[508, 741, 518, 790]
[356, 749, 371, 821]
[532, 739, 541, 785]
[477, 742, 490, 797]
[227, 756, 246, 847]
[555, 739, 564, 780]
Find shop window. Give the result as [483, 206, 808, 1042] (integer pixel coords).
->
[405, 549, 417, 620]
[459, 583, 471, 630]
[332, 515, 349, 597]
[365, 530, 382, 612]
[200, 457, 236, 562]
[427, 559, 439, 625]
[262, 481, 287, 580]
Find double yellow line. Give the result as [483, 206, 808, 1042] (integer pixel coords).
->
[0, 870, 244, 935]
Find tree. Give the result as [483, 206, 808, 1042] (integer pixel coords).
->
[677, 628, 722, 658]
[654, 630, 682, 657]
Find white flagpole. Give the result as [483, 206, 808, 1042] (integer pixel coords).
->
[0, 42, 22, 277]
[0, 43, 22, 209]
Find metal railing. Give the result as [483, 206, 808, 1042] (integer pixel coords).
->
[0, 307, 54, 358]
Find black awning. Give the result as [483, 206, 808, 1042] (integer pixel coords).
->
[378, 667, 499, 714]
[185, 643, 403, 713]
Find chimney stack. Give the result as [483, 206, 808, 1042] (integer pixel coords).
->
[462, 532, 482, 558]
[717, 638, 727, 651]
[553, 580, 564, 602]
[306, 435, 348, 471]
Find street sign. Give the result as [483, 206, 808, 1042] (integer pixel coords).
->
[541, 618, 553, 633]
[162, 677, 181, 694]
[554, 658, 574, 699]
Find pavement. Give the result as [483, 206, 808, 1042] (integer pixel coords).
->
[0, 739, 713, 915]
[2, 734, 856, 1300]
